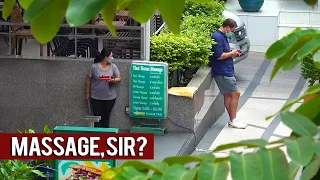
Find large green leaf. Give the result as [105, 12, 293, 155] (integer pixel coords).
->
[114, 166, 148, 180]
[296, 36, 320, 60]
[120, 161, 167, 174]
[266, 28, 320, 60]
[162, 164, 190, 180]
[230, 152, 262, 180]
[182, 167, 199, 180]
[18, 0, 35, 9]
[266, 83, 320, 120]
[280, 111, 318, 137]
[66, 0, 108, 26]
[300, 155, 320, 180]
[304, 0, 318, 8]
[2, 0, 15, 20]
[212, 139, 268, 152]
[153, 0, 185, 34]
[295, 95, 320, 120]
[282, 53, 300, 71]
[257, 148, 289, 180]
[198, 160, 228, 180]
[128, 0, 156, 23]
[288, 161, 300, 180]
[23, 0, 51, 22]
[30, 0, 69, 44]
[314, 142, 320, 156]
[117, 0, 132, 9]
[100, 0, 118, 36]
[163, 153, 215, 165]
[284, 136, 314, 166]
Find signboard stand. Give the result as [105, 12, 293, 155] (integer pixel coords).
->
[53, 126, 118, 180]
[129, 61, 168, 136]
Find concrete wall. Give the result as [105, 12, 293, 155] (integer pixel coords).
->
[0, 57, 224, 133]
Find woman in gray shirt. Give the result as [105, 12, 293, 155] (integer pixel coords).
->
[85, 47, 121, 128]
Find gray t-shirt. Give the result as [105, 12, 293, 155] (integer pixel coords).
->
[88, 63, 120, 100]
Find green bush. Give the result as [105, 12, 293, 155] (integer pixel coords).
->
[183, 0, 225, 17]
[150, 33, 201, 72]
[150, 0, 224, 77]
[301, 54, 320, 86]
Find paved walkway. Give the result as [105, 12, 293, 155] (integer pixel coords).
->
[193, 52, 307, 157]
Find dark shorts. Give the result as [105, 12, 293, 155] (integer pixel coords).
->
[214, 75, 238, 94]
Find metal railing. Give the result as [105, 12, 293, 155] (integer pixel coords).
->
[0, 21, 144, 59]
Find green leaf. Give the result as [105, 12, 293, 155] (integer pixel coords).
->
[30, 0, 69, 44]
[296, 36, 320, 60]
[115, 166, 148, 180]
[266, 83, 320, 120]
[300, 155, 320, 180]
[18, 0, 35, 9]
[153, 0, 185, 34]
[230, 152, 262, 180]
[182, 167, 199, 180]
[162, 164, 189, 180]
[66, 0, 108, 26]
[163, 153, 215, 165]
[23, 0, 51, 22]
[295, 95, 320, 120]
[0, 168, 8, 177]
[282, 53, 300, 71]
[44, 125, 51, 133]
[100, 0, 117, 36]
[314, 142, 320, 156]
[198, 160, 228, 180]
[304, 0, 318, 8]
[150, 174, 162, 180]
[288, 161, 300, 180]
[128, 0, 156, 23]
[284, 136, 314, 166]
[267, 29, 320, 81]
[280, 111, 318, 137]
[257, 148, 289, 180]
[117, 0, 132, 9]
[2, 0, 16, 20]
[266, 28, 320, 60]
[120, 161, 167, 174]
[31, 170, 46, 177]
[212, 139, 268, 152]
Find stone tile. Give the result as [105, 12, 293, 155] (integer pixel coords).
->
[238, 98, 287, 127]
[209, 126, 265, 151]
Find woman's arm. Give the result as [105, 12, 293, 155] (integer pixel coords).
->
[85, 75, 92, 99]
[112, 64, 121, 83]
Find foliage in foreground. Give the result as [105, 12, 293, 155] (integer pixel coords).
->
[102, 27, 320, 180]
[1, 0, 320, 179]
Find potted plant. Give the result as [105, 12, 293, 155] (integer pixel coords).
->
[301, 54, 320, 102]
[238, 0, 264, 12]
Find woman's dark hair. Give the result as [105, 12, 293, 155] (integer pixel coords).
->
[94, 47, 112, 63]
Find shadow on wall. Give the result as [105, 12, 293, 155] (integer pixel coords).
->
[0, 57, 224, 133]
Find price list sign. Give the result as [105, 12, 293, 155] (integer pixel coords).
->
[129, 61, 168, 119]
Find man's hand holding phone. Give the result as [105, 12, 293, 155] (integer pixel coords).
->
[231, 49, 241, 57]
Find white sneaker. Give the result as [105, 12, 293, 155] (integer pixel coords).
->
[228, 118, 247, 129]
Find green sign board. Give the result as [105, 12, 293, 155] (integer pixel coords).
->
[53, 126, 118, 180]
[129, 61, 168, 119]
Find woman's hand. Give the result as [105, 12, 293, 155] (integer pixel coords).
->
[85, 93, 90, 100]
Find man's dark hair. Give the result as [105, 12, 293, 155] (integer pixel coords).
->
[222, 18, 237, 28]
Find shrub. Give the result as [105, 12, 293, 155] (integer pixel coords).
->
[183, 0, 225, 18]
[301, 54, 320, 86]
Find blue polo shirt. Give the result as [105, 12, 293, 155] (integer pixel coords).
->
[209, 30, 234, 77]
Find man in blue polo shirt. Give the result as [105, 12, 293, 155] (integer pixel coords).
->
[210, 18, 247, 129]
